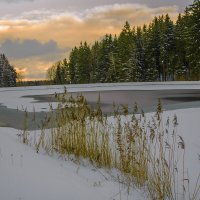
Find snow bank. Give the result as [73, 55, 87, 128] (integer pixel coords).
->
[0, 107, 200, 199]
[0, 127, 143, 200]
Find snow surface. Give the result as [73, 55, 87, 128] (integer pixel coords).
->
[0, 108, 200, 199]
[153, 108, 200, 192]
[1, 81, 200, 112]
[0, 127, 144, 200]
[0, 83, 200, 199]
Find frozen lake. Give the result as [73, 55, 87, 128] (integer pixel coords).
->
[1, 82, 200, 129]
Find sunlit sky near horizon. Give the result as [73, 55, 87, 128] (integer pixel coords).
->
[0, 0, 193, 80]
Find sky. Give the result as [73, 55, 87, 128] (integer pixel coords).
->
[0, 0, 193, 80]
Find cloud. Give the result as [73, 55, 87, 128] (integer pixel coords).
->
[0, 3, 180, 79]
[84, 4, 179, 28]
[0, 39, 69, 59]
[0, 39, 69, 80]
[0, 4, 179, 46]
[1, 0, 34, 3]
[11, 56, 54, 80]
[10, 53, 67, 80]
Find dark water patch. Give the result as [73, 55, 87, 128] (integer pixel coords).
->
[0, 104, 48, 130]
[1, 89, 200, 130]
[163, 96, 200, 102]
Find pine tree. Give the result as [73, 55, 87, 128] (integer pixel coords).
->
[75, 42, 91, 83]
[187, 0, 200, 79]
[0, 54, 16, 87]
[90, 41, 100, 83]
[68, 47, 78, 83]
[107, 52, 122, 82]
[96, 34, 115, 82]
[54, 62, 62, 84]
[161, 14, 176, 81]
[135, 27, 147, 81]
[175, 14, 189, 80]
[145, 17, 161, 81]
[62, 58, 70, 83]
[117, 21, 135, 81]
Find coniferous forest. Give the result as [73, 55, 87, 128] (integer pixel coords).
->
[47, 0, 200, 84]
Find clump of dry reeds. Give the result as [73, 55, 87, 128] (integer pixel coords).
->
[22, 89, 200, 200]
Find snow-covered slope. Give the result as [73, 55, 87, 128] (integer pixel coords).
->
[0, 83, 200, 199]
[0, 107, 200, 199]
[0, 127, 143, 200]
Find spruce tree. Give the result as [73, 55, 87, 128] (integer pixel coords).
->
[187, 0, 200, 79]
[135, 27, 147, 81]
[117, 21, 135, 82]
[0, 54, 17, 87]
[161, 14, 176, 81]
[90, 41, 100, 83]
[96, 34, 114, 82]
[75, 42, 91, 83]
[175, 14, 189, 80]
[145, 18, 161, 81]
[68, 47, 78, 83]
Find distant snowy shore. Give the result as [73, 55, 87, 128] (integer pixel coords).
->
[1, 81, 200, 93]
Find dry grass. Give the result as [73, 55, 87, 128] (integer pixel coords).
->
[22, 89, 200, 200]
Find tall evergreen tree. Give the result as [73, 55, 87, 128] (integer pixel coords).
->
[187, 0, 200, 79]
[96, 34, 115, 82]
[117, 21, 136, 81]
[90, 41, 101, 83]
[68, 47, 78, 83]
[145, 17, 161, 80]
[175, 14, 189, 80]
[135, 27, 147, 81]
[161, 14, 176, 81]
[0, 54, 16, 87]
[75, 42, 91, 83]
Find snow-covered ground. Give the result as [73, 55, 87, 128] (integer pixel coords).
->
[1, 81, 200, 112]
[0, 108, 200, 200]
[0, 83, 200, 199]
[161, 108, 200, 191]
[0, 127, 145, 200]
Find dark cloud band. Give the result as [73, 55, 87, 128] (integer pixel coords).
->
[0, 39, 69, 59]
[1, 0, 34, 3]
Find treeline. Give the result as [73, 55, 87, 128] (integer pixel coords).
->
[47, 0, 200, 84]
[0, 54, 17, 87]
[16, 80, 53, 87]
